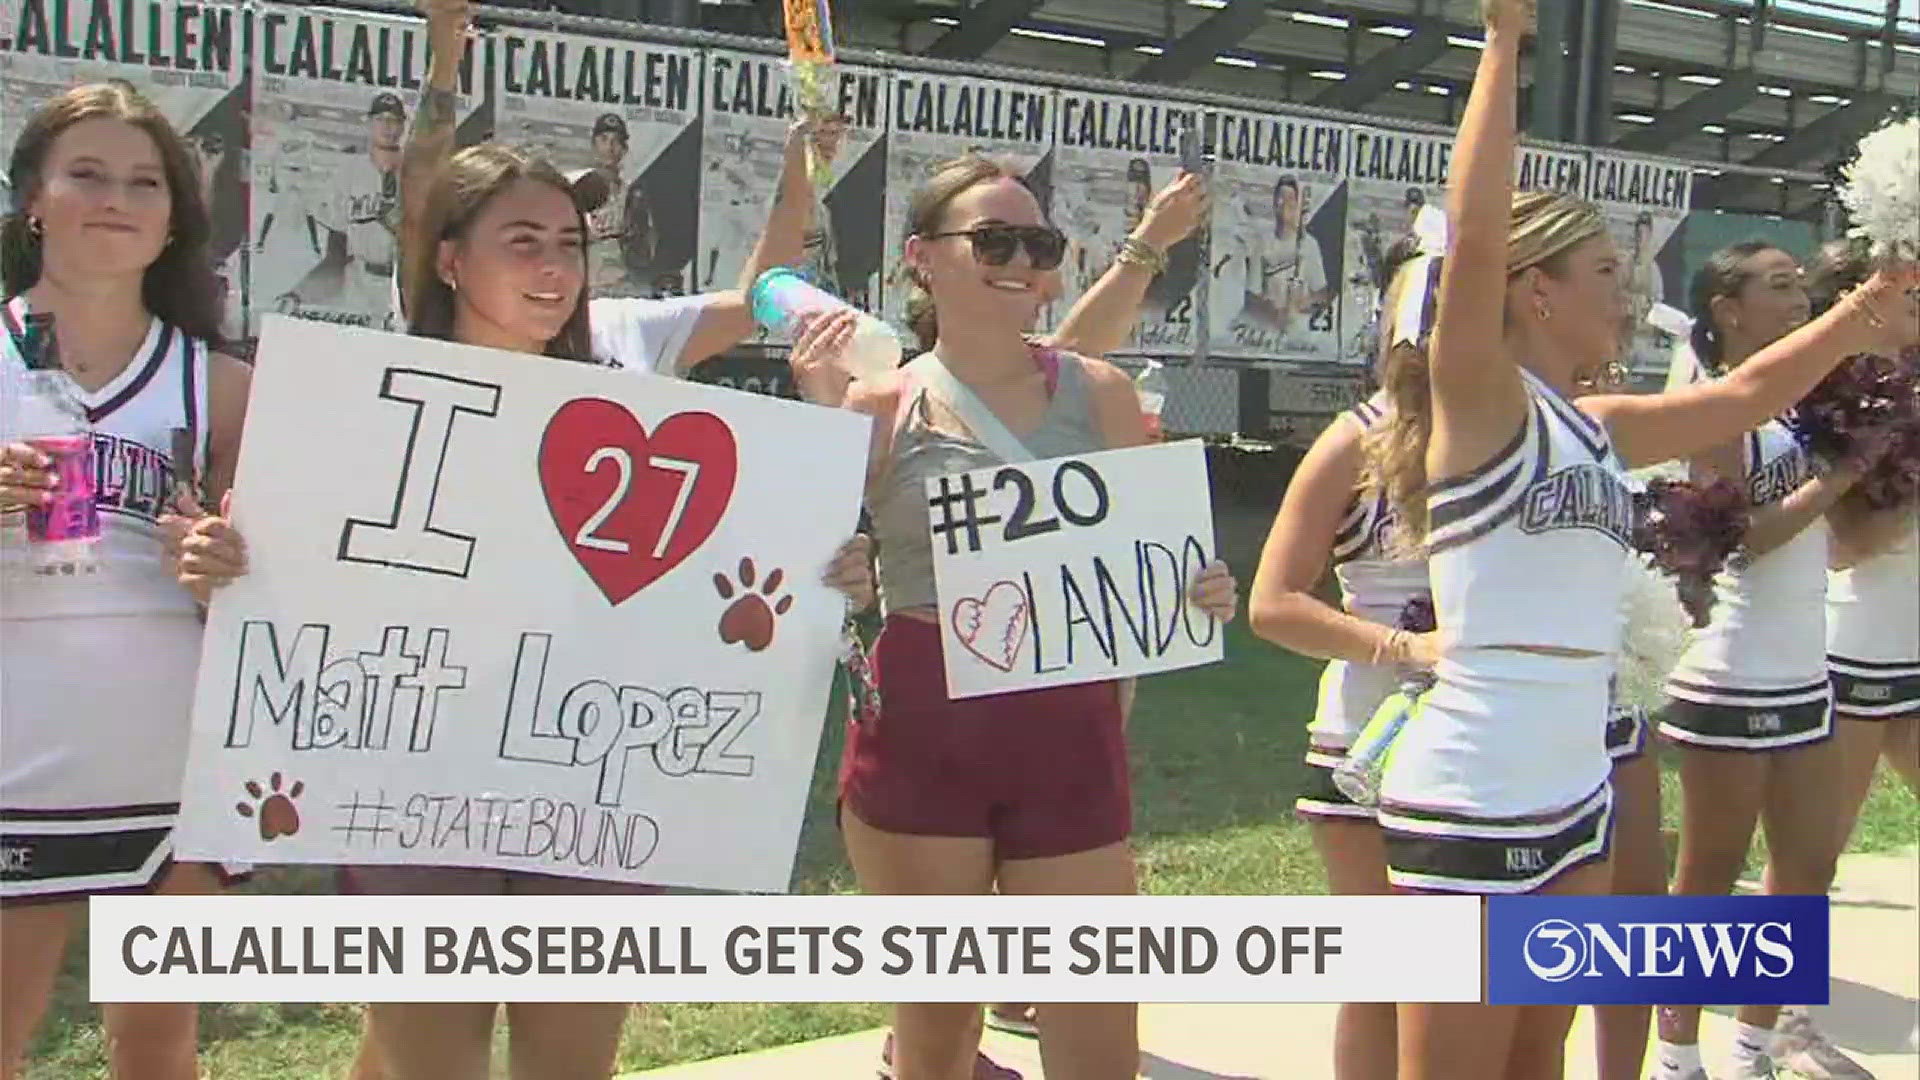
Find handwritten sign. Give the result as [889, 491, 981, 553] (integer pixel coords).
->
[173, 317, 869, 893]
[926, 441, 1222, 699]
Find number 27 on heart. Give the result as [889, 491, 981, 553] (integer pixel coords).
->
[574, 448, 700, 558]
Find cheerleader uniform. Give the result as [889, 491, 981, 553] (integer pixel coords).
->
[1378, 370, 1632, 893]
[1661, 423, 1832, 749]
[1297, 395, 1430, 821]
[1828, 509, 1920, 718]
[0, 298, 234, 903]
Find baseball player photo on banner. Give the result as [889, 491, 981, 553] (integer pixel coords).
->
[1207, 109, 1347, 362]
[1516, 143, 1590, 198]
[1589, 150, 1692, 375]
[1, 0, 248, 340]
[248, 3, 481, 333]
[172, 318, 870, 893]
[927, 440, 1224, 699]
[495, 29, 701, 300]
[698, 49, 887, 324]
[1052, 89, 1201, 353]
[1340, 126, 1450, 365]
[882, 71, 1055, 337]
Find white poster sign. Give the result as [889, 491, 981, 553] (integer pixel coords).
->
[1588, 151, 1692, 375]
[697, 49, 888, 321]
[173, 318, 870, 893]
[0, 0, 248, 340]
[247, 4, 481, 333]
[1516, 144, 1590, 198]
[882, 72, 1055, 340]
[1208, 110, 1348, 363]
[926, 441, 1222, 700]
[1340, 127, 1451, 365]
[494, 29, 702, 301]
[1052, 90, 1202, 354]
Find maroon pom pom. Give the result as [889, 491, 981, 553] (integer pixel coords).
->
[1787, 351, 1920, 510]
[1397, 594, 1436, 633]
[1631, 477, 1751, 628]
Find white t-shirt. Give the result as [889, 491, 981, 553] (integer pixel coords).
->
[589, 295, 713, 374]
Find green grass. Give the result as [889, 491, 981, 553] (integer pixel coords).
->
[24, 617, 1920, 1078]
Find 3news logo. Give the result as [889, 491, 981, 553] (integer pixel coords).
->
[1486, 896, 1829, 1005]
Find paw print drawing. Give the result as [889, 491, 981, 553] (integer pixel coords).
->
[715, 557, 793, 652]
[235, 773, 304, 841]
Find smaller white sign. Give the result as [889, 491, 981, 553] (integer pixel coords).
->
[88, 894, 1484, 1003]
[926, 441, 1223, 700]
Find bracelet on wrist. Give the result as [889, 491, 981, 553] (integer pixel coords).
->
[1117, 236, 1169, 276]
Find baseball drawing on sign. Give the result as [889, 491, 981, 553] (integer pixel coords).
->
[538, 400, 740, 605]
[951, 580, 1030, 673]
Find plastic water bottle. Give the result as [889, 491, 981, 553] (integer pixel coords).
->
[1134, 358, 1168, 441]
[750, 267, 900, 382]
[13, 314, 100, 576]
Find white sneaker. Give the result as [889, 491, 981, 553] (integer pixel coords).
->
[1730, 1055, 1779, 1079]
[1771, 1010, 1877, 1079]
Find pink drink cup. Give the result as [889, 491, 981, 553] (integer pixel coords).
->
[23, 433, 100, 544]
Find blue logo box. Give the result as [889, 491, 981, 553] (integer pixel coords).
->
[1486, 895, 1829, 1005]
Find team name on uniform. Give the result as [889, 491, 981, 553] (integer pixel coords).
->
[259, 10, 477, 95]
[1058, 93, 1196, 155]
[707, 54, 883, 129]
[1350, 131, 1451, 185]
[1589, 156, 1689, 210]
[1216, 114, 1346, 174]
[1518, 464, 1635, 547]
[2, 0, 232, 73]
[893, 76, 1048, 144]
[1748, 448, 1811, 506]
[500, 33, 693, 111]
[93, 432, 174, 524]
[1517, 149, 1588, 196]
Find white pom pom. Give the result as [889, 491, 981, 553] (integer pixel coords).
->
[1838, 116, 1920, 263]
[1617, 553, 1691, 713]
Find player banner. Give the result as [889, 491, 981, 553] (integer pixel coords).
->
[1340, 127, 1451, 366]
[0, 0, 248, 340]
[697, 49, 887, 326]
[494, 30, 701, 301]
[1052, 90, 1202, 354]
[1207, 109, 1347, 363]
[927, 440, 1224, 700]
[248, 4, 481, 334]
[173, 317, 870, 893]
[883, 71, 1056, 339]
[1516, 144, 1590, 198]
[1589, 150, 1692, 375]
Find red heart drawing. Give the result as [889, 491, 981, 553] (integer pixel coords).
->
[950, 581, 1029, 673]
[540, 399, 738, 605]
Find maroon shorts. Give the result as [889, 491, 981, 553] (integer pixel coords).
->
[838, 616, 1131, 860]
[338, 865, 661, 896]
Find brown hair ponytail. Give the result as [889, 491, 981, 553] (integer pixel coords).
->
[901, 154, 1021, 353]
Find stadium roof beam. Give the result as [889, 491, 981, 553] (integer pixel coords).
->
[1698, 92, 1900, 206]
[1611, 69, 1760, 152]
[922, 0, 1044, 60]
[1130, 0, 1269, 84]
[1309, 25, 1449, 111]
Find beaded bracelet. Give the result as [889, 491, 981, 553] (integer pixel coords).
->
[1117, 236, 1168, 276]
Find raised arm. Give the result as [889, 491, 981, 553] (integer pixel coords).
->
[1045, 171, 1207, 357]
[674, 120, 841, 372]
[1423, 1, 1533, 483]
[1583, 269, 1916, 467]
[1250, 420, 1425, 666]
[397, 0, 468, 318]
[1689, 439, 1863, 558]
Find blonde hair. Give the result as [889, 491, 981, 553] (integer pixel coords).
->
[902, 155, 1024, 352]
[1507, 190, 1608, 279]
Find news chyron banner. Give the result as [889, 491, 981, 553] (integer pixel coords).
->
[1052, 90, 1202, 355]
[249, 4, 482, 333]
[1589, 151, 1693, 376]
[494, 30, 701, 302]
[1516, 143, 1591, 199]
[882, 72, 1056, 341]
[1208, 109, 1348, 364]
[697, 49, 887, 336]
[0, 0, 247, 341]
[1340, 127, 1451, 367]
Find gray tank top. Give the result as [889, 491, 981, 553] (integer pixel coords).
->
[872, 349, 1105, 614]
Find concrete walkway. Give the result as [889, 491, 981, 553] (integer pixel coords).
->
[624, 849, 1919, 1080]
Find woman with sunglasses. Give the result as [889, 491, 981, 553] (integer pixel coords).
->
[788, 155, 1237, 1080]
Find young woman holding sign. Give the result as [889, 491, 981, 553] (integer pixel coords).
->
[1362, 0, 1915, 1075]
[786, 157, 1238, 1080]
[0, 82, 252, 1080]
[174, 141, 880, 1080]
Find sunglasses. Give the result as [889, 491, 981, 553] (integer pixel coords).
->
[921, 224, 1067, 271]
